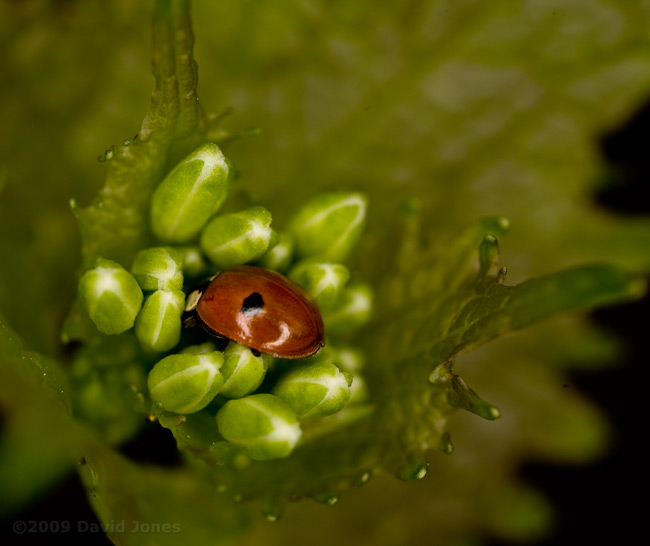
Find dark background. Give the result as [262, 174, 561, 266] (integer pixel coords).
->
[514, 96, 650, 545]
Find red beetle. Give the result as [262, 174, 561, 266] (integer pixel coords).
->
[189, 265, 325, 359]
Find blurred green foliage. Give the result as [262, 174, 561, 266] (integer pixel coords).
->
[1, 1, 649, 545]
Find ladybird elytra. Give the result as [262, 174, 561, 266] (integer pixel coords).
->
[195, 265, 325, 359]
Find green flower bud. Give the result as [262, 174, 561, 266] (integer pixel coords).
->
[216, 393, 301, 461]
[148, 352, 225, 414]
[200, 206, 273, 268]
[130, 247, 184, 291]
[288, 192, 367, 262]
[150, 143, 230, 243]
[289, 260, 350, 310]
[335, 345, 365, 373]
[176, 246, 208, 279]
[78, 258, 143, 335]
[220, 342, 270, 398]
[272, 361, 351, 419]
[347, 373, 369, 405]
[322, 283, 373, 335]
[257, 232, 294, 273]
[135, 290, 185, 352]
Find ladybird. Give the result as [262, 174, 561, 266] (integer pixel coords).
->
[191, 265, 325, 359]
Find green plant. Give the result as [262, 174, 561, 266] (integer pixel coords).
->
[1, 1, 649, 545]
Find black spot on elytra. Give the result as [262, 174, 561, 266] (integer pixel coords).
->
[241, 292, 264, 316]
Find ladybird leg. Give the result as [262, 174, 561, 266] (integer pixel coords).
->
[183, 313, 198, 329]
[182, 292, 200, 329]
[185, 289, 202, 312]
[179, 311, 221, 349]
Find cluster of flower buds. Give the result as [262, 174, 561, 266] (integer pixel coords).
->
[77, 142, 373, 461]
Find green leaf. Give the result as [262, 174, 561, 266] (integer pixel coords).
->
[79, 445, 249, 546]
[429, 264, 645, 364]
[73, 0, 202, 269]
[0, 315, 78, 513]
[1, 0, 650, 544]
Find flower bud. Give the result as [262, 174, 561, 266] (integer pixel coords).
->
[288, 192, 367, 262]
[130, 247, 184, 291]
[335, 345, 365, 373]
[289, 260, 350, 310]
[176, 246, 208, 279]
[272, 361, 351, 419]
[78, 258, 143, 335]
[322, 283, 373, 335]
[150, 143, 230, 243]
[257, 232, 294, 273]
[200, 206, 273, 268]
[220, 342, 270, 398]
[135, 290, 185, 352]
[148, 352, 225, 414]
[346, 372, 369, 405]
[216, 393, 301, 460]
